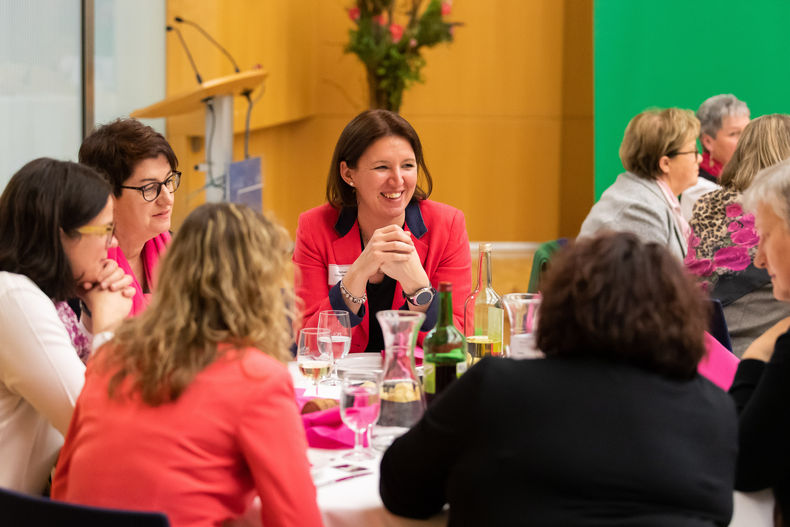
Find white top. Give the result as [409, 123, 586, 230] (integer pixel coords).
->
[680, 177, 719, 221]
[0, 271, 85, 494]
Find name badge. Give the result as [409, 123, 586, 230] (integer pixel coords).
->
[328, 264, 351, 286]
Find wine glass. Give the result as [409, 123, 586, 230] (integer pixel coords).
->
[297, 328, 332, 396]
[318, 310, 352, 386]
[340, 370, 381, 461]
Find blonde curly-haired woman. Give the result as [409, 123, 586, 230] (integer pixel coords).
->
[52, 203, 322, 527]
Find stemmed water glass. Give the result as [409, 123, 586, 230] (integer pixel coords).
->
[340, 370, 382, 460]
[318, 310, 352, 386]
[297, 328, 332, 396]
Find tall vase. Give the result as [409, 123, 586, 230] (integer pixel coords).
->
[370, 310, 425, 450]
[366, 66, 402, 113]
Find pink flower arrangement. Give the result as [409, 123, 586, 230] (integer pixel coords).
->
[389, 23, 404, 42]
[345, 0, 461, 111]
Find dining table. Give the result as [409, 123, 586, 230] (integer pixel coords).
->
[227, 359, 774, 527]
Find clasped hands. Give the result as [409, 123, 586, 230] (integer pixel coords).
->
[78, 260, 136, 334]
[341, 225, 430, 311]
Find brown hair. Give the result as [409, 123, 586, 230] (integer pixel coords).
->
[99, 203, 295, 406]
[79, 118, 178, 196]
[719, 114, 790, 192]
[326, 109, 432, 208]
[619, 108, 700, 180]
[536, 231, 709, 379]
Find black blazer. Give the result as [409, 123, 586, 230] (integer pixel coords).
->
[380, 356, 737, 526]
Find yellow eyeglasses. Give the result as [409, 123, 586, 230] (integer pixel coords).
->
[75, 222, 115, 248]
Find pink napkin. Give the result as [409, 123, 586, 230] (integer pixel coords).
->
[697, 332, 739, 391]
[296, 388, 361, 449]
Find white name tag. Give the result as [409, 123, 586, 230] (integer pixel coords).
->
[328, 264, 351, 286]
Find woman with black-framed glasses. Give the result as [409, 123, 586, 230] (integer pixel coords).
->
[80, 118, 180, 315]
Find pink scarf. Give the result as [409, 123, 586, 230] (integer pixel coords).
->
[107, 232, 171, 316]
[656, 178, 691, 241]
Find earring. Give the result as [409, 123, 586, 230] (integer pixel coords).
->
[348, 181, 354, 187]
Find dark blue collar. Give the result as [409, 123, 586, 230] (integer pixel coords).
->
[333, 200, 427, 239]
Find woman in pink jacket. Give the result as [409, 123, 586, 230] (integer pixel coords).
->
[294, 110, 471, 354]
[79, 118, 179, 315]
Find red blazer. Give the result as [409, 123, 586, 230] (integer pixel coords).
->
[294, 200, 472, 354]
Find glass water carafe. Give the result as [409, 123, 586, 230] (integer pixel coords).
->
[371, 310, 426, 450]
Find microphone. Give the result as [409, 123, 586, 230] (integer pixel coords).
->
[174, 16, 241, 73]
[166, 25, 203, 84]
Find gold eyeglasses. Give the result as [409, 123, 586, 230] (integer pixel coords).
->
[75, 222, 115, 248]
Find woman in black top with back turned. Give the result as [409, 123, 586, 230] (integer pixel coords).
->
[729, 158, 790, 525]
[380, 231, 737, 527]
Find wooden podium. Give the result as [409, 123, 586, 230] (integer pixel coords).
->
[131, 69, 267, 202]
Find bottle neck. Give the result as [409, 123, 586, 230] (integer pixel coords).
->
[437, 289, 455, 327]
[477, 249, 493, 289]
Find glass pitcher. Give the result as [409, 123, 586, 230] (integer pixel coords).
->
[502, 293, 544, 359]
[371, 310, 426, 450]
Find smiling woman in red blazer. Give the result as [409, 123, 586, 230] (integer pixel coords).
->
[294, 110, 471, 354]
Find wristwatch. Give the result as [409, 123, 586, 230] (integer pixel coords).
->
[403, 286, 435, 306]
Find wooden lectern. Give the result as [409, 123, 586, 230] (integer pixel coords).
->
[130, 69, 267, 202]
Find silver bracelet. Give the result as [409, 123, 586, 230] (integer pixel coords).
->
[339, 280, 367, 304]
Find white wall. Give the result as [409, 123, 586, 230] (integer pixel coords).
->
[0, 0, 166, 191]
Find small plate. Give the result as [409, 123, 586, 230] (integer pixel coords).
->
[336, 354, 383, 376]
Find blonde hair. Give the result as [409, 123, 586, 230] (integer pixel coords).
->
[101, 203, 296, 406]
[619, 108, 700, 180]
[719, 114, 790, 192]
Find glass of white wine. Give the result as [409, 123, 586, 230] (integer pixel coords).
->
[318, 310, 352, 386]
[297, 328, 332, 396]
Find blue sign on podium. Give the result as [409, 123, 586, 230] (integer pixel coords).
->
[228, 157, 262, 213]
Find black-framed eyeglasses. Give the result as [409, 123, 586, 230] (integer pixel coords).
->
[667, 150, 702, 160]
[120, 171, 181, 202]
[75, 222, 115, 248]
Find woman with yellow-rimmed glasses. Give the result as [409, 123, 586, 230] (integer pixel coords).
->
[0, 158, 134, 495]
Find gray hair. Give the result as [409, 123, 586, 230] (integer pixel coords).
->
[742, 157, 790, 229]
[697, 94, 750, 138]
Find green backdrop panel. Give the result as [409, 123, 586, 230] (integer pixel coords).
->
[594, 0, 790, 199]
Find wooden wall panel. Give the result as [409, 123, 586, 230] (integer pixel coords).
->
[165, 0, 593, 243]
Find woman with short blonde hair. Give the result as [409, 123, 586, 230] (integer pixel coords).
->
[580, 108, 702, 259]
[52, 203, 322, 527]
[619, 108, 700, 180]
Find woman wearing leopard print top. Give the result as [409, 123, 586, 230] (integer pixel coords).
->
[686, 115, 790, 356]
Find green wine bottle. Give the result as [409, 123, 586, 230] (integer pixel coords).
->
[423, 281, 466, 405]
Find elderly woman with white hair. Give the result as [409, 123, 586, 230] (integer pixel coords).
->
[729, 157, 790, 519]
[698, 94, 750, 181]
[681, 94, 750, 219]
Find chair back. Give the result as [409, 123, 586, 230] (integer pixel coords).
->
[0, 486, 170, 526]
[709, 298, 733, 353]
[527, 238, 569, 293]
